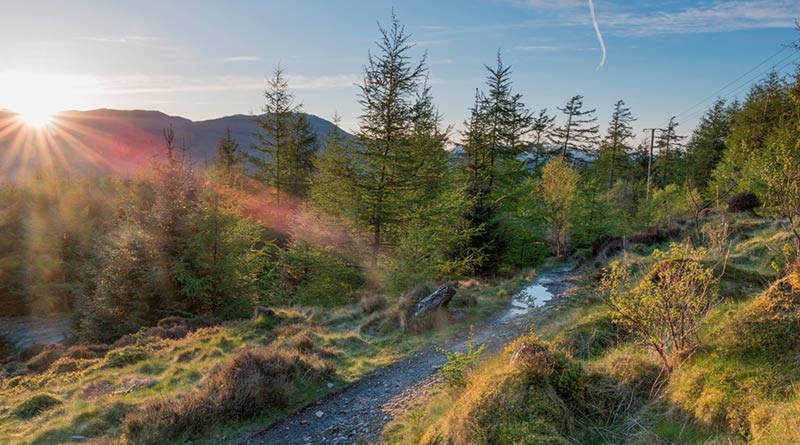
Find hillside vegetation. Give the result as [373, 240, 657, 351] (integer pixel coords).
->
[2, 15, 800, 445]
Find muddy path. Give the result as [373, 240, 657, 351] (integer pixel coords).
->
[241, 267, 576, 445]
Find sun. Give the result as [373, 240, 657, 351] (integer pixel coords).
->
[16, 107, 54, 127]
[0, 72, 89, 128]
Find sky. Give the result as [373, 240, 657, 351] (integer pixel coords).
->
[1, 0, 799, 139]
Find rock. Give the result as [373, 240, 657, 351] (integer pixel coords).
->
[327, 382, 334, 389]
[413, 282, 458, 318]
[315, 410, 324, 418]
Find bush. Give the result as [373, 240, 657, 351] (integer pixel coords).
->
[123, 346, 333, 444]
[438, 327, 486, 387]
[602, 245, 719, 371]
[102, 346, 149, 369]
[359, 294, 387, 314]
[25, 344, 66, 373]
[12, 393, 63, 419]
[728, 191, 760, 213]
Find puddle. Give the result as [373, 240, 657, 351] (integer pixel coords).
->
[502, 270, 571, 320]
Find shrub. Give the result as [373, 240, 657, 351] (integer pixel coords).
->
[64, 344, 110, 360]
[123, 346, 333, 444]
[438, 327, 486, 387]
[359, 294, 387, 314]
[25, 344, 66, 373]
[727, 191, 760, 213]
[602, 245, 719, 371]
[102, 346, 149, 369]
[12, 393, 62, 419]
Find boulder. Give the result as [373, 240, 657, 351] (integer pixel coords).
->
[413, 283, 458, 319]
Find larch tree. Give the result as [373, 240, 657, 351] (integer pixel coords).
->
[530, 108, 555, 166]
[653, 116, 686, 187]
[480, 53, 532, 187]
[248, 67, 317, 202]
[312, 15, 446, 265]
[214, 128, 243, 181]
[599, 100, 636, 186]
[553, 95, 599, 160]
[685, 99, 735, 189]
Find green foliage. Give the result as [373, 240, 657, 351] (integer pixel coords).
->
[541, 157, 579, 256]
[247, 67, 317, 201]
[172, 190, 275, 319]
[275, 241, 364, 307]
[602, 244, 719, 370]
[438, 327, 487, 387]
[102, 346, 149, 369]
[12, 394, 63, 419]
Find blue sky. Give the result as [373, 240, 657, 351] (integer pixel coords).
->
[1, 0, 798, 139]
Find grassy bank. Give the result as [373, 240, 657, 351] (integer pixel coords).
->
[0, 271, 533, 445]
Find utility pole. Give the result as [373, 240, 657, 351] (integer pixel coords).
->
[643, 128, 663, 200]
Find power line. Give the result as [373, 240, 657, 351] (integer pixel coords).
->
[682, 51, 800, 123]
[674, 44, 796, 121]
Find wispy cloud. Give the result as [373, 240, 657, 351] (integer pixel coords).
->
[96, 73, 360, 94]
[222, 55, 262, 62]
[508, 0, 800, 36]
[513, 45, 562, 51]
[77, 35, 157, 44]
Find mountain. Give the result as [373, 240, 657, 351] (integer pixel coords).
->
[0, 109, 351, 177]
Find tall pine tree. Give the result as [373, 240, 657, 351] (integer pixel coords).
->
[553, 95, 599, 160]
[598, 100, 635, 186]
[248, 67, 317, 202]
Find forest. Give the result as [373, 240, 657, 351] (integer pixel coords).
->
[2, 14, 800, 445]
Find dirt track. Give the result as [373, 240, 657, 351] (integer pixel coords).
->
[241, 268, 575, 445]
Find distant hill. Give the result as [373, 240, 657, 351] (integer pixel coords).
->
[0, 109, 352, 177]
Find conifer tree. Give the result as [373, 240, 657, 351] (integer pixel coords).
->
[553, 95, 599, 160]
[248, 67, 317, 202]
[654, 116, 686, 186]
[599, 100, 636, 186]
[215, 128, 242, 179]
[530, 108, 555, 165]
[311, 15, 446, 264]
[685, 99, 734, 188]
[480, 53, 532, 186]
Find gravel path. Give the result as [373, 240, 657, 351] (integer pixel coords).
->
[241, 269, 575, 445]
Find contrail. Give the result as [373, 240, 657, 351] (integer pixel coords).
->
[588, 0, 606, 69]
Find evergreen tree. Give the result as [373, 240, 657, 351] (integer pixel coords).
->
[530, 108, 555, 166]
[248, 67, 317, 202]
[653, 116, 686, 187]
[286, 113, 318, 198]
[685, 99, 734, 189]
[598, 100, 636, 186]
[553, 95, 599, 160]
[215, 128, 242, 180]
[480, 53, 532, 187]
[311, 15, 446, 264]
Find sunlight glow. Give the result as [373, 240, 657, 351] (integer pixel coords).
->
[0, 72, 91, 127]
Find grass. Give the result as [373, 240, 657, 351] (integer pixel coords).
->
[0, 271, 529, 445]
[382, 213, 799, 445]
